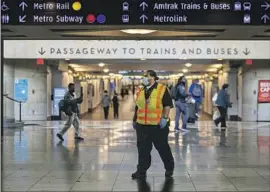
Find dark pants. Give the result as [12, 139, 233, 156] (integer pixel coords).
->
[136, 124, 174, 173]
[215, 106, 227, 127]
[113, 104, 119, 119]
[104, 106, 109, 119]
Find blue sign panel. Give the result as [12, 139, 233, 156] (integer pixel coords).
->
[14, 79, 28, 102]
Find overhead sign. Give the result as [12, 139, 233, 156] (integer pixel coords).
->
[4, 40, 270, 59]
[1, 0, 270, 25]
[14, 79, 28, 102]
[258, 80, 270, 103]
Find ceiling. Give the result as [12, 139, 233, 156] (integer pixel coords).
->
[2, 25, 270, 40]
[66, 59, 223, 75]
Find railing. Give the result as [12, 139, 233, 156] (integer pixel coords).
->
[3, 94, 24, 122]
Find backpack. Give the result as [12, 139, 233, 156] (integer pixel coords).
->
[192, 84, 202, 97]
[170, 86, 177, 99]
[58, 99, 72, 116]
[58, 99, 65, 111]
[171, 85, 181, 100]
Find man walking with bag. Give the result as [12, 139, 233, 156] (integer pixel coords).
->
[57, 83, 84, 141]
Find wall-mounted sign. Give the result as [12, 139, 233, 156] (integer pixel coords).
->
[258, 80, 270, 103]
[1, 0, 270, 25]
[4, 40, 270, 59]
[14, 79, 28, 102]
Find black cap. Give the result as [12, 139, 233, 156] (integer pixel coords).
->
[146, 70, 159, 80]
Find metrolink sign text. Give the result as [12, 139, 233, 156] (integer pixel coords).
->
[4, 40, 270, 59]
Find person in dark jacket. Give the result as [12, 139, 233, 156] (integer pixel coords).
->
[112, 92, 119, 119]
[214, 83, 232, 128]
[174, 76, 191, 132]
[57, 83, 84, 141]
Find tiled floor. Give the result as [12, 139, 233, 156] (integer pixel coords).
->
[2, 95, 270, 191]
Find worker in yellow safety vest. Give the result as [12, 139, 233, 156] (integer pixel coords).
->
[132, 70, 174, 179]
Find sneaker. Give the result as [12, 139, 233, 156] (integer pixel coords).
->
[165, 170, 174, 178]
[74, 136, 84, 140]
[131, 170, 146, 179]
[175, 128, 180, 133]
[181, 128, 190, 132]
[57, 133, 64, 141]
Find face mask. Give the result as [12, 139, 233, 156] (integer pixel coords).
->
[142, 77, 149, 86]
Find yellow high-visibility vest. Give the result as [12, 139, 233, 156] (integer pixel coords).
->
[136, 83, 166, 125]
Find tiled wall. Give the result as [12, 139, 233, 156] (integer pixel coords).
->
[11, 60, 48, 121]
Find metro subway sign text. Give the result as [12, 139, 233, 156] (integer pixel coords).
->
[4, 40, 270, 59]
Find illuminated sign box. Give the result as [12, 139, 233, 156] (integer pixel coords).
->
[1, 0, 270, 25]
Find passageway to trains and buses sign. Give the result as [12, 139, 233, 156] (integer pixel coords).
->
[4, 40, 270, 59]
[1, 0, 270, 25]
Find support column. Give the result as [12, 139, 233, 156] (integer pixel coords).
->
[3, 60, 15, 119]
[227, 68, 238, 120]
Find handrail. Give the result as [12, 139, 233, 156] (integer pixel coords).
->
[3, 94, 24, 122]
[3, 94, 22, 103]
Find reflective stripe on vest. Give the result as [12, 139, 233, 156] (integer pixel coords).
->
[135, 84, 166, 125]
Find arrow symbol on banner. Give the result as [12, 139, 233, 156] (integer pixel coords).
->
[19, 15, 26, 22]
[140, 14, 148, 23]
[38, 47, 46, 55]
[243, 48, 250, 56]
[261, 14, 270, 24]
[261, 2, 270, 10]
[19, 2, 28, 11]
[140, 2, 148, 11]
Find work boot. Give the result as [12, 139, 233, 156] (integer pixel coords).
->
[131, 170, 146, 179]
[57, 133, 64, 141]
[75, 136, 84, 140]
[165, 170, 174, 178]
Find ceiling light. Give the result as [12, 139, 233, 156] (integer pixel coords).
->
[103, 68, 109, 73]
[183, 58, 187, 60]
[217, 58, 223, 61]
[182, 69, 188, 73]
[98, 63, 105, 67]
[120, 29, 157, 34]
[207, 68, 218, 72]
[140, 58, 146, 61]
[65, 58, 70, 61]
[185, 63, 192, 67]
[212, 64, 223, 68]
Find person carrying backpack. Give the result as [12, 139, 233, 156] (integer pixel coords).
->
[189, 78, 203, 121]
[57, 83, 84, 141]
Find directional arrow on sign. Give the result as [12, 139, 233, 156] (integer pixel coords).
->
[243, 48, 250, 56]
[261, 14, 270, 24]
[19, 2, 28, 11]
[140, 2, 148, 11]
[19, 15, 26, 23]
[38, 48, 46, 55]
[140, 14, 148, 24]
[261, 2, 270, 10]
